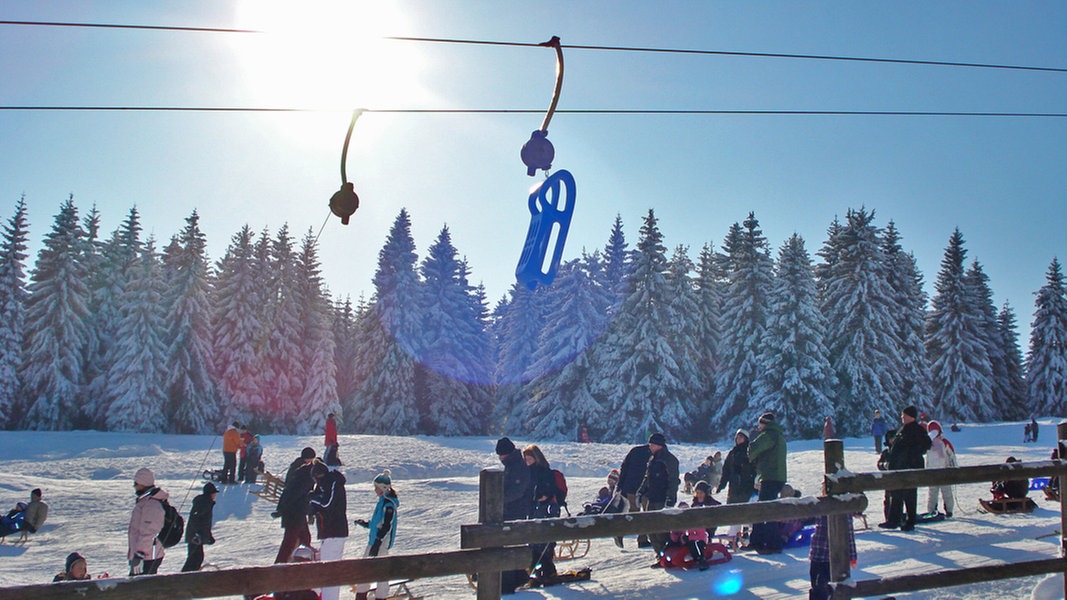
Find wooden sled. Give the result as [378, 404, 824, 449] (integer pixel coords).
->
[251, 470, 284, 504]
[979, 497, 1037, 514]
[555, 538, 590, 561]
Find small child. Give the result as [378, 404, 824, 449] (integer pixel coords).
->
[53, 552, 91, 582]
[666, 502, 710, 571]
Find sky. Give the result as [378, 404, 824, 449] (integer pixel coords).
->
[0, 2, 1064, 337]
[1, 420, 1064, 598]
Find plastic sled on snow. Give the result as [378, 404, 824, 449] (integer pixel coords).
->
[1030, 477, 1050, 491]
[782, 524, 816, 549]
[979, 497, 1037, 514]
[658, 542, 732, 569]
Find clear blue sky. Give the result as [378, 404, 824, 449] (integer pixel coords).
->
[1, 1, 1064, 341]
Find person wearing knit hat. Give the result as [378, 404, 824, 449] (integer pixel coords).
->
[24, 487, 48, 537]
[273, 450, 319, 564]
[748, 410, 788, 553]
[495, 436, 516, 456]
[879, 406, 932, 531]
[494, 437, 532, 593]
[718, 428, 755, 551]
[53, 551, 90, 581]
[182, 478, 218, 572]
[129, 467, 169, 575]
[308, 459, 349, 600]
[638, 432, 680, 567]
[354, 469, 399, 600]
[924, 420, 957, 518]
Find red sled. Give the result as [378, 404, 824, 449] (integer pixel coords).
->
[658, 542, 732, 569]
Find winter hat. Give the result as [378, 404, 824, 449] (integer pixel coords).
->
[374, 469, 393, 491]
[300, 447, 316, 460]
[15, 502, 26, 511]
[65, 552, 86, 574]
[495, 437, 516, 456]
[902, 405, 918, 419]
[134, 467, 155, 487]
[758, 412, 775, 425]
[735, 428, 750, 441]
[648, 432, 667, 446]
[311, 461, 329, 479]
[694, 481, 711, 494]
[927, 420, 943, 438]
[607, 468, 620, 487]
[203, 482, 219, 495]
[31, 488, 42, 499]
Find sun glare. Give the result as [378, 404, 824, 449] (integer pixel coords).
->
[230, 1, 427, 142]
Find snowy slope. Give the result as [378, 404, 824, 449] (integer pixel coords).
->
[0, 420, 1063, 599]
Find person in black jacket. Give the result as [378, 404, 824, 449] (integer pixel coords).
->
[523, 444, 558, 579]
[273, 448, 318, 563]
[181, 482, 218, 572]
[495, 437, 531, 594]
[717, 429, 756, 549]
[878, 406, 931, 531]
[309, 462, 348, 600]
[616, 442, 653, 548]
[638, 432, 680, 567]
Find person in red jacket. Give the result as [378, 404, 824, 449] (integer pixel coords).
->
[324, 413, 342, 466]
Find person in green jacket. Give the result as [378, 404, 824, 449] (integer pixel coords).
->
[747, 411, 788, 553]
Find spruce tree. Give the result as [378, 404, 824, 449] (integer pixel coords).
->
[0, 197, 29, 428]
[106, 241, 168, 432]
[601, 214, 631, 314]
[693, 243, 724, 413]
[350, 210, 421, 434]
[925, 229, 993, 422]
[1026, 258, 1067, 416]
[713, 212, 774, 438]
[332, 295, 359, 411]
[963, 260, 1001, 421]
[820, 208, 902, 435]
[212, 226, 266, 429]
[597, 209, 683, 442]
[995, 302, 1028, 420]
[261, 225, 305, 431]
[752, 234, 835, 439]
[490, 284, 546, 433]
[881, 221, 932, 410]
[162, 211, 217, 433]
[663, 245, 703, 440]
[294, 229, 339, 435]
[20, 197, 91, 430]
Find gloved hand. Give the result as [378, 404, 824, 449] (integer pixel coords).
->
[354, 518, 369, 528]
[129, 553, 143, 576]
[270, 511, 280, 519]
[370, 537, 382, 556]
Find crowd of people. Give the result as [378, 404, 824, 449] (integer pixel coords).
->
[12, 406, 1058, 599]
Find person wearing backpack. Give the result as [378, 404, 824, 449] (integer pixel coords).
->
[181, 482, 218, 572]
[128, 467, 168, 576]
[522, 444, 559, 579]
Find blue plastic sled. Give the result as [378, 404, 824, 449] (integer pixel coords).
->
[1030, 477, 1049, 491]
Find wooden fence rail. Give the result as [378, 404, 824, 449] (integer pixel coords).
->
[827, 459, 1067, 495]
[0, 547, 529, 600]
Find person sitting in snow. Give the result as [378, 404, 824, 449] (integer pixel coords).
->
[53, 551, 91, 582]
[683, 452, 722, 495]
[983, 456, 1036, 513]
[690, 481, 721, 539]
[660, 502, 710, 571]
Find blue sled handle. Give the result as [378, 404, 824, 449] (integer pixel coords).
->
[515, 169, 576, 289]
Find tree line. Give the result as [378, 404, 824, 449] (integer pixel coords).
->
[0, 196, 1063, 442]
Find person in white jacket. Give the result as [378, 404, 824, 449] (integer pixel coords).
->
[925, 421, 957, 517]
[128, 467, 168, 575]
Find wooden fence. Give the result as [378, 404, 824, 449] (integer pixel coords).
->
[2, 424, 1065, 599]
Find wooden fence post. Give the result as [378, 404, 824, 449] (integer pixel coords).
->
[477, 469, 504, 600]
[1058, 422, 1067, 600]
[824, 439, 853, 599]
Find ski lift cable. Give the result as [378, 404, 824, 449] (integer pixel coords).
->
[1, 20, 1065, 74]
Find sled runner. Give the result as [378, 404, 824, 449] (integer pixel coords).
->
[251, 470, 285, 504]
[978, 497, 1037, 514]
[554, 538, 590, 560]
[658, 542, 732, 569]
[523, 567, 592, 588]
[201, 468, 226, 482]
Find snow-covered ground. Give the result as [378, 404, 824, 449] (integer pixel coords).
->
[1, 420, 1064, 599]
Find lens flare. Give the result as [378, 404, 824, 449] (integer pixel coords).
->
[711, 568, 743, 595]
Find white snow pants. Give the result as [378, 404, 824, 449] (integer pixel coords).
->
[927, 485, 955, 515]
[318, 537, 347, 600]
[354, 544, 391, 599]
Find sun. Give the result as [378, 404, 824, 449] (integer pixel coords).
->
[230, 1, 426, 112]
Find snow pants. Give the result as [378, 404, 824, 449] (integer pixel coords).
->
[927, 485, 955, 515]
[750, 480, 785, 551]
[354, 544, 390, 598]
[181, 542, 204, 572]
[222, 451, 237, 483]
[274, 520, 311, 564]
[319, 537, 347, 600]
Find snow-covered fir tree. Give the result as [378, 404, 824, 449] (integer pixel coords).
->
[0, 197, 29, 428]
[925, 229, 993, 423]
[964, 260, 1003, 421]
[20, 197, 91, 430]
[813, 216, 843, 300]
[331, 295, 359, 411]
[663, 246, 704, 440]
[820, 208, 903, 435]
[600, 214, 631, 316]
[416, 226, 490, 436]
[260, 225, 306, 432]
[521, 254, 610, 440]
[212, 226, 267, 430]
[597, 209, 686, 442]
[692, 243, 724, 417]
[350, 210, 421, 435]
[84, 207, 142, 428]
[713, 212, 774, 438]
[751, 234, 835, 439]
[294, 229, 338, 435]
[106, 241, 168, 432]
[994, 302, 1028, 420]
[161, 211, 217, 433]
[881, 221, 933, 410]
[490, 284, 546, 433]
[1026, 258, 1067, 416]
